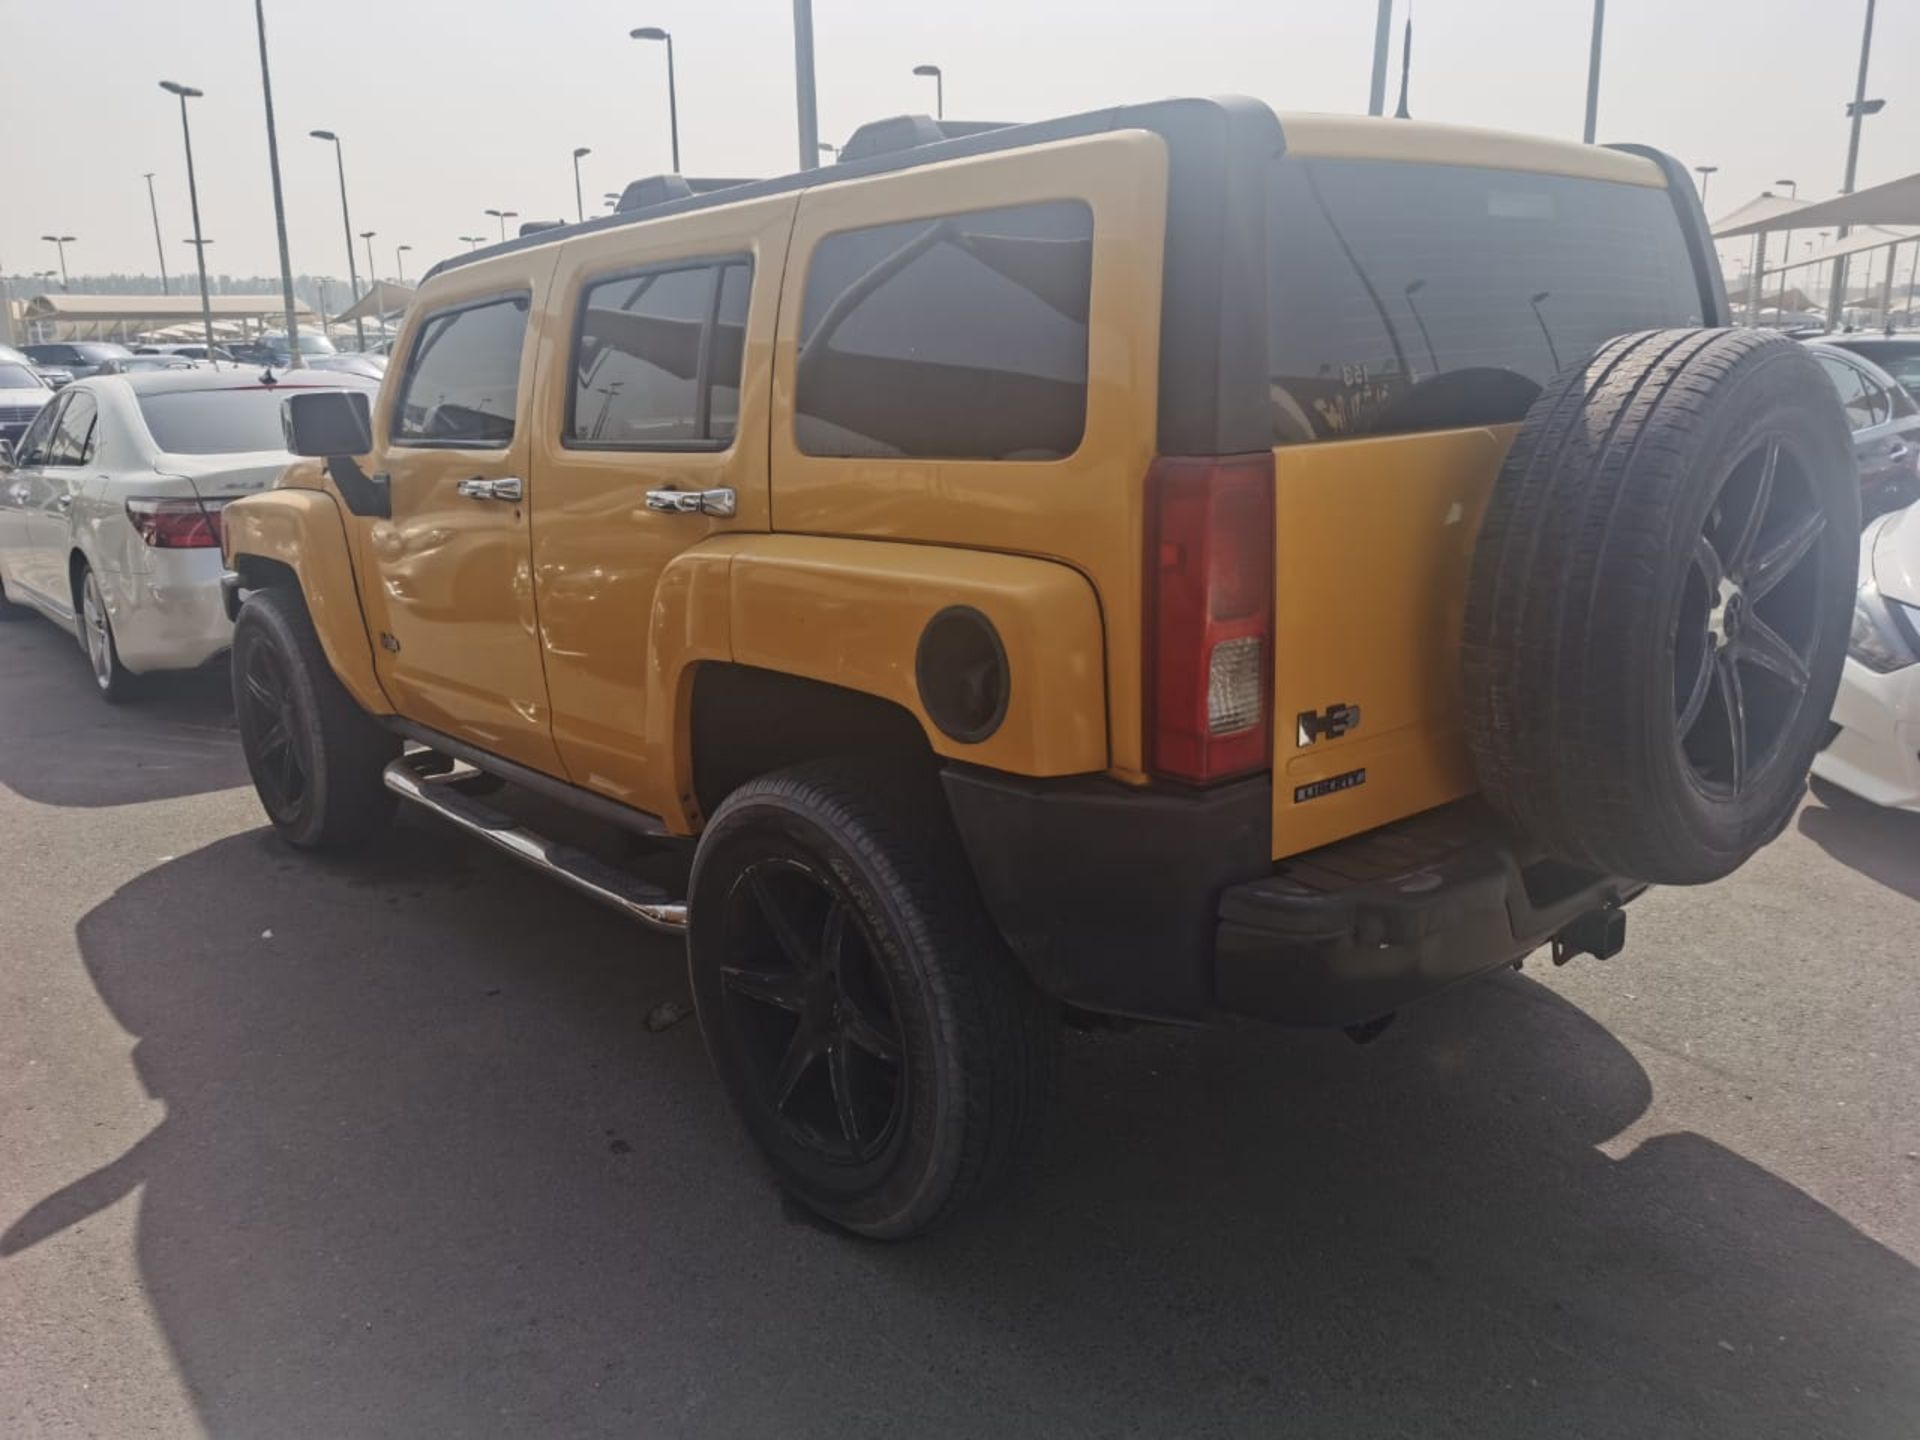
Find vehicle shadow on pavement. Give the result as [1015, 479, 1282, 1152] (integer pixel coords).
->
[5, 820, 1916, 1439]
[0, 620, 244, 808]
[1799, 778, 1920, 902]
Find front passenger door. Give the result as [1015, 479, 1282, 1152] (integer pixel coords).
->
[1, 392, 71, 605]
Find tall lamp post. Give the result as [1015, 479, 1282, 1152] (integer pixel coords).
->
[1829, 0, 1882, 328]
[1776, 178, 1798, 315]
[395, 244, 412, 284]
[160, 81, 217, 357]
[252, 0, 303, 366]
[141, 174, 170, 294]
[309, 130, 367, 350]
[485, 208, 518, 241]
[572, 147, 592, 223]
[630, 27, 681, 172]
[912, 64, 944, 119]
[1583, 0, 1605, 143]
[793, 0, 820, 171]
[360, 230, 385, 342]
[459, 235, 484, 251]
[817, 142, 837, 160]
[40, 236, 75, 291]
[1694, 164, 1718, 209]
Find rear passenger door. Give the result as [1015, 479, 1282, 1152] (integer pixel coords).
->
[24, 389, 98, 608]
[527, 193, 796, 816]
[0, 392, 66, 604]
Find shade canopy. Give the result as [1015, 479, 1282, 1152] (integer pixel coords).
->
[1714, 170, 1920, 238]
[328, 280, 415, 325]
[16, 292, 320, 342]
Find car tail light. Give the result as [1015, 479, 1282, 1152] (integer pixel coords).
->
[1144, 454, 1275, 784]
[125, 496, 226, 549]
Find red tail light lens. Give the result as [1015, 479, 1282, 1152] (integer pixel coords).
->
[1145, 454, 1275, 784]
[125, 496, 225, 549]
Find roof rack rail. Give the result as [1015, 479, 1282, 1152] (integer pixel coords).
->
[614, 174, 760, 213]
[837, 114, 1010, 163]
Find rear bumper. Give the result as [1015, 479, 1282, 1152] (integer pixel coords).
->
[943, 767, 1641, 1028]
[106, 547, 232, 673]
[1811, 655, 1920, 811]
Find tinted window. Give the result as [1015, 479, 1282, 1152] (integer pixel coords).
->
[48, 391, 98, 465]
[0, 364, 45, 389]
[25, 346, 79, 366]
[795, 200, 1093, 460]
[74, 344, 132, 362]
[1815, 353, 1881, 431]
[140, 384, 369, 455]
[14, 394, 65, 464]
[393, 296, 529, 446]
[1267, 159, 1704, 443]
[573, 265, 710, 447]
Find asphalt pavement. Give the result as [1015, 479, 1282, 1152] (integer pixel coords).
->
[0, 615, 1915, 1439]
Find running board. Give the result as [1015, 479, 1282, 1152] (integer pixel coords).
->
[382, 757, 688, 933]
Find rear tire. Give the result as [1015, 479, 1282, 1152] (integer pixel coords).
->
[688, 760, 1055, 1239]
[77, 564, 140, 704]
[1463, 329, 1858, 884]
[232, 587, 399, 849]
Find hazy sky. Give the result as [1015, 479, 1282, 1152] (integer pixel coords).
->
[3, 0, 1915, 287]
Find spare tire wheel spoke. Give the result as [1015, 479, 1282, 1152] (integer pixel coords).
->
[1677, 642, 1716, 735]
[1693, 533, 1724, 591]
[1716, 651, 1749, 791]
[1726, 437, 1780, 571]
[770, 1028, 822, 1113]
[1744, 508, 1825, 601]
[827, 1039, 864, 1146]
[747, 867, 822, 976]
[1736, 613, 1811, 692]
[720, 965, 810, 1014]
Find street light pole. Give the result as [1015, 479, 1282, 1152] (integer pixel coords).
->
[1829, 0, 1880, 328]
[142, 174, 170, 294]
[572, 147, 591, 223]
[1368, 0, 1393, 116]
[396, 244, 412, 285]
[161, 81, 217, 357]
[459, 235, 484, 251]
[40, 236, 75, 290]
[793, 0, 820, 171]
[912, 64, 943, 119]
[1776, 178, 1798, 316]
[1583, 0, 1605, 143]
[485, 208, 518, 241]
[253, 0, 303, 367]
[310, 130, 367, 350]
[360, 230, 385, 343]
[630, 28, 681, 172]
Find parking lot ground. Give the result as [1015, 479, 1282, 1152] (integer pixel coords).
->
[1, 615, 1916, 1439]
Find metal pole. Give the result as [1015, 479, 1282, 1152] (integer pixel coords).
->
[1583, 0, 1605, 143]
[573, 151, 586, 223]
[176, 97, 217, 358]
[254, 0, 302, 368]
[54, 242, 69, 291]
[1368, 0, 1392, 116]
[793, 0, 820, 171]
[665, 34, 681, 172]
[362, 232, 385, 343]
[1828, 0, 1877, 328]
[935, 70, 943, 120]
[327, 140, 367, 350]
[396, 245, 409, 284]
[143, 174, 170, 294]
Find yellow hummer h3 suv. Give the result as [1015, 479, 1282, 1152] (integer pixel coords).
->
[223, 97, 1857, 1238]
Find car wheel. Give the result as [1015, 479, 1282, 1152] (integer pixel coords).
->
[688, 760, 1056, 1239]
[232, 587, 399, 849]
[78, 565, 139, 702]
[1463, 328, 1859, 884]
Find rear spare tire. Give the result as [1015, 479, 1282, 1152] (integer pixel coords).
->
[1463, 328, 1858, 885]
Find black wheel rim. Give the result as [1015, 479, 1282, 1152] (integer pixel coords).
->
[718, 859, 906, 1165]
[1673, 435, 1827, 798]
[240, 642, 307, 813]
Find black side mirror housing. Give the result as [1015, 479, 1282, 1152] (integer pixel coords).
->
[283, 388, 372, 457]
[281, 389, 388, 519]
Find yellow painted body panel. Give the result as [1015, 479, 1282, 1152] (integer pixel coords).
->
[769, 130, 1169, 781]
[1269, 426, 1518, 859]
[524, 192, 798, 810]
[221, 483, 392, 716]
[1278, 112, 1668, 186]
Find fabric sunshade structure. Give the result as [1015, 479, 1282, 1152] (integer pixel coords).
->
[1714, 171, 1920, 238]
[18, 293, 319, 341]
[328, 279, 415, 325]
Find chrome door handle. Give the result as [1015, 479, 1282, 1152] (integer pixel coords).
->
[456, 476, 523, 502]
[645, 487, 736, 518]
[1887, 442, 1910, 462]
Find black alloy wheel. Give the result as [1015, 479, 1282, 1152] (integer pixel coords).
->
[237, 638, 308, 817]
[1673, 434, 1828, 797]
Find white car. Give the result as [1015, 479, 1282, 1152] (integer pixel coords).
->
[0, 358, 55, 452]
[1813, 499, 1920, 809]
[0, 368, 377, 700]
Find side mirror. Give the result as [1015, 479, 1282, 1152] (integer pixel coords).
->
[283, 388, 373, 457]
[0, 439, 13, 471]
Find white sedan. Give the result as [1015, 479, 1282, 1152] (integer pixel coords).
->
[1813, 498, 1920, 810]
[0, 367, 376, 701]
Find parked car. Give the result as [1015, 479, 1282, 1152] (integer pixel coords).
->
[1819, 333, 1920, 396]
[1805, 339, 1920, 520]
[0, 361, 55, 450]
[20, 341, 134, 380]
[134, 343, 235, 363]
[257, 331, 338, 365]
[224, 99, 1857, 1237]
[1813, 498, 1920, 810]
[94, 355, 202, 375]
[2, 342, 74, 390]
[0, 367, 378, 699]
[302, 352, 386, 380]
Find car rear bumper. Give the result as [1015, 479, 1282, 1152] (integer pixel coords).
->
[106, 547, 233, 674]
[943, 767, 1641, 1028]
[1811, 656, 1920, 811]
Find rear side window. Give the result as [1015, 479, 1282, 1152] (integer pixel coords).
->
[794, 199, 1092, 461]
[1267, 159, 1704, 443]
[47, 390, 98, 465]
[568, 257, 750, 449]
[393, 294, 530, 447]
[1815, 352, 1885, 431]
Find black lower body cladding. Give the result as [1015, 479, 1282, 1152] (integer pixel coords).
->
[1462, 328, 1859, 885]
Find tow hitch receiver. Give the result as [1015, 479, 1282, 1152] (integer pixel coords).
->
[1552, 907, 1627, 966]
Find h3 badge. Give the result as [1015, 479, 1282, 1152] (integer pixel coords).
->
[1296, 701, 1361, 748]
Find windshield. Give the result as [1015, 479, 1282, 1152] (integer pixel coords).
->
[262, 333, 339, 356]
[0, 363, 45, 390]
[1267, 158, 1705, 443]
[75, 343, 133, 362]
[137, 385, 358, 455]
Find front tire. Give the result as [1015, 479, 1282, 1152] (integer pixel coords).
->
[232, 587, 399, 849]
[688, 761, 1055, 1239]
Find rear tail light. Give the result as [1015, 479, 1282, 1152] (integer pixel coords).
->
[1145, 454, 1275, 784]
[125, 496, 226, 549]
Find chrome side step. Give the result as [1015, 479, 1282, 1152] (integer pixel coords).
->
[382, 757, 688, 933]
